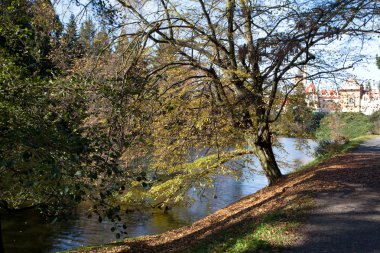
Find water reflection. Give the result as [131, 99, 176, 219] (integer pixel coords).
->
[3, 138, 317, 253]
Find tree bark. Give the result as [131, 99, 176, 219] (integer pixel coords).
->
[250, 128, 283, 185]
[254, 141, 283, 185]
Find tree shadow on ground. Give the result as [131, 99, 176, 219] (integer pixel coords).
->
[284, 152, 380, 253]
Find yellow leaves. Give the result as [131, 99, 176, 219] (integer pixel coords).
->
[131, 181, 141, 187]
[120, 148, 255, 207]
[120, 188, 151, 206]
[226, 68, 252, 80]
[194, 113, 211, 130]
[149, 177, 185, 201]
[98, 118, 108, 124]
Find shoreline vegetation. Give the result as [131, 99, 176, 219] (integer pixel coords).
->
[66, 135, 377, 253]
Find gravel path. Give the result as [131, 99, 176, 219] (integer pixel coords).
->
[286, 137, 380, 253]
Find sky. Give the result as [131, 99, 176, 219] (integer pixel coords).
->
[348, 38, 380, 84]
[312, 36, 380, 89]
[54, 0, 88, 23]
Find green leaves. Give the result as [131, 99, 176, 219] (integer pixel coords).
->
[74, 171, 83, 177]
[316, 112, 372, 141]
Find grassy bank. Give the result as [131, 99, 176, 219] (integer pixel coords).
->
[297, 135, 376, 171]
[67, 135, 377, 253]
[189, 195, 313, 253]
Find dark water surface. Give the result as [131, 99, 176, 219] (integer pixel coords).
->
[2, 138, 317, 253]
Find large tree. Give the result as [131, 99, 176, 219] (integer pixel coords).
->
[79, 18, 96, 55]
[54, 14, 84, 70]
[0, 2, 127, 251]
[0, 1, 154, 249]
[108, 0, 378, 186]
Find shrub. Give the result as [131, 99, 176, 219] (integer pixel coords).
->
[369, 110, 380, 134]
[306, 112, 327, 135]
[314, 138, 348, 157]
[315, 112, 372, 141]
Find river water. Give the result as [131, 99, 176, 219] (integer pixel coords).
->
[2, 138, 317, 253]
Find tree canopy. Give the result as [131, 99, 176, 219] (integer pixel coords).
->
[108, 0, 379, 186]
[0, 0, 88, 214]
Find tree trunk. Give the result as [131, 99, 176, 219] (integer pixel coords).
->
[254, 141, 283, 185]
[250, 129, 283, 185]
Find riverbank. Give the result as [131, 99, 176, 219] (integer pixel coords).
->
[67, 135, 378, 253]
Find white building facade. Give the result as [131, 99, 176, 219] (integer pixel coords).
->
[305, 80, 380, 115]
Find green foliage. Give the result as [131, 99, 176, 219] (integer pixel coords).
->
[92, 27, 110, 56]
[369, 110, 380, 134]
[312, 135, 374, 159]
[315, 117, 332, 140]
[79, 18, 96, 55]
[314, 140, 345, 157]
[276, 86, 325, 137]
[0, 0, 60, 77]
[64, 15, 80, 47]
[0, 63, 92, 212]
[315, 112, 372, 141]
[53, 14, 84, 70]
[121, 150, 254, 208]
[306, 112, 327, 135]
[0, 1, 125, 219]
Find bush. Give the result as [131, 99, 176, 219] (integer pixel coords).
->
[306, 112, 327, 135]
[314, 138, 348, 157]
[315, 112, 372, 141]
[369, 110, 380, 134]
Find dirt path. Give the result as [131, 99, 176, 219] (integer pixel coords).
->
[286, 138, 380, 253]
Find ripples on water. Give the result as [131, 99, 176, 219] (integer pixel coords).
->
[2, 138, 317, 253]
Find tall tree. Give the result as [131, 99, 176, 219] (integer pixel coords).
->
[0, 3, 118, 251]
[79, 18, 96, 55]
[0, 0, 61, 77]
[114, 0, 378, 186]
[0, 2, 76, 251]
[93, 27, 110, 56]
[1, 3, 147, 249]
[64, 14, 80, 48]
[57, 14, 83, 70]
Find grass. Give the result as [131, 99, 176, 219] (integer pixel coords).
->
[296, 135, 377, 172]
[340, 135, 376, 152]
[59, 242, 128, 253]
[189, 196, 313, 253]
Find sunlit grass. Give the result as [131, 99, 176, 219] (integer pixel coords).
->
[296, 135, 378, 172]
[191, 196, 313, 253]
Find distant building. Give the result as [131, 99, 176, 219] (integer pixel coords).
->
[305, 79, 380, 115]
